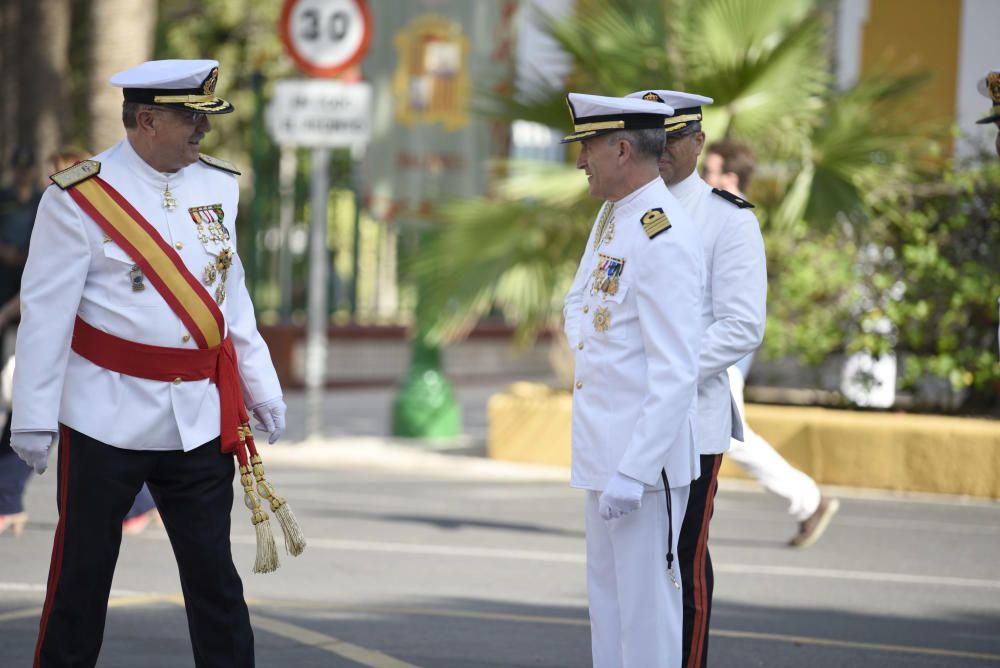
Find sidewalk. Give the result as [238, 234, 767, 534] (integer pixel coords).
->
[270, 374, 569, 482]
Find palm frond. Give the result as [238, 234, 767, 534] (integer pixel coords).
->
[407, 168, 596, 343]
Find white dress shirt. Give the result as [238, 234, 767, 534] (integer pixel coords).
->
[12, 138, 281, 451]
[564, 177, 705, 490]
[669, 171, 767, 455]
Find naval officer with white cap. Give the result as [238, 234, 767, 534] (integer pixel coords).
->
[10, 59, 296, 667]
[562, 92, 704, 667]
[627, 88, 767, 668]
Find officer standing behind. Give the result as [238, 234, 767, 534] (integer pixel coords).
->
[562, 93, 704, 667]
[702, 139, 839, 551]
[626, 90, 767, 668]
[10, 59, 300, 667]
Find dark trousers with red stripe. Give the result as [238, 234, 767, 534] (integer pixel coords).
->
[679, 453, 723, 668]
[35, 427, 254, 668]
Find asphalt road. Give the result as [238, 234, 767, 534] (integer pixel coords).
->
[1, 384, 999, 667]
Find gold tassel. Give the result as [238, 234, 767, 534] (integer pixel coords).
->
[251, 455, 306, 557]
[240, 464, 280, 573]
[253, 517, 279, 574]
[274, 503, 306, 557]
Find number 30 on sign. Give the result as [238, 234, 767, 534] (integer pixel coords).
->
[280, 0, 372, 77]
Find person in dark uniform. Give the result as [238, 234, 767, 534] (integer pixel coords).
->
[0, 146, 42, 536]
[10, 59, 302, 667]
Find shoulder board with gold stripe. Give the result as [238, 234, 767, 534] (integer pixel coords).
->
[199, 154, 241, 175]
[49, 160, 100, 190]
[640, 207, 671, 240]
[711, 188, 754, 209]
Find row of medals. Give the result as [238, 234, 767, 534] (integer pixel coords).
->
[590, 202, 618, 333]
[171, 186, 232, 305]
[128, 187, 231, 305]
[193, 207, 233, 306]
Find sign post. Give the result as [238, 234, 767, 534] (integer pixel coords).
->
[276, 0, 372, 436]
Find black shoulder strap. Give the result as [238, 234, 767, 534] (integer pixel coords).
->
[711, 188, 755, 209]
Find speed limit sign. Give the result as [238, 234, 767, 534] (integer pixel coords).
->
[279, 0, 372, 77]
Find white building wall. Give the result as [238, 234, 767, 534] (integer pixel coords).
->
[955, 0, 1000, 159]
[511, 0, 574, 162]
[835, 0, 870, 91]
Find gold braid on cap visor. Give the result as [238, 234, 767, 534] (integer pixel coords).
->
[663, 112, 702, 134]
[153, 93, 216, 103]
[573, 120, 627, 132]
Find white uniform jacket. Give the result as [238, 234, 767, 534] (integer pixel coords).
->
[11, 139, 281, 451]
[563, 177, 705, 491]
[669, 172, 767, 455]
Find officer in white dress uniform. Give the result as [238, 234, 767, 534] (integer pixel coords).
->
[626, 89, 767, 668]
[562, 92, 705, 668]
[10, 60, 286, 667]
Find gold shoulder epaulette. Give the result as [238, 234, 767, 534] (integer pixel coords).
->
[50, 160, 100, 190]
[199, 154, 241, 175]
[711, 188, 755, 209]
[640, 207, 671, 240]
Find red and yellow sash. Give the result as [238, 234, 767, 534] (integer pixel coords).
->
[66, 175, 253, 456]
[68, 176, 225, 349]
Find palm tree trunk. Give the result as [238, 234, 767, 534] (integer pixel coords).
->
[31, 0, 72, 177]
[88, 0, 156, 153]
[0, 0, 70, 183]
[0, 2, 19, 181]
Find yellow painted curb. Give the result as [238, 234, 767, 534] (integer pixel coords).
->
[487, 383, 573, 469]
[487, 384, 1000, 499]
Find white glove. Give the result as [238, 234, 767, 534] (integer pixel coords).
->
[251, 398, 287, 444]
[11, 430, 56, 474]
[598, 472, 645, 520]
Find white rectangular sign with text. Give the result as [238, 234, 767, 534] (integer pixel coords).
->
[267, 80, 372, 148]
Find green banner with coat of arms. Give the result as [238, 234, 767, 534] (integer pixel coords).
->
[361, 0, 517, 226]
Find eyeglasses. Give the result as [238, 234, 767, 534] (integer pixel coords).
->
[152, 107, 207, 125]
[664, 130, 699, 144]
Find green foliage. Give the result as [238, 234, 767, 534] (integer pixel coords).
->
[755, 222, 860, 366]
[154, 0, 294, 166]
[862, 157, 1000, 410]
[412, 161, 593, 345]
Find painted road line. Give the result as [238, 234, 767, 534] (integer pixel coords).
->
[250, 613, 421, 668]
[251, 603, 1000, 663]
[223, 536, 1000, 590]
[715, 563, 1000, 591]
[715, 507, 1000, 535]
[712, 628, 1000, 663]
[3, 589, 994, 664]
[227, 535, 587, 564]
[0, 582, 150, 596]
[0, 593, 175, 623]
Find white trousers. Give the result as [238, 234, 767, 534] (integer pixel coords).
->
[727, 366, 821, 521]
[585, 485, 690, 668]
